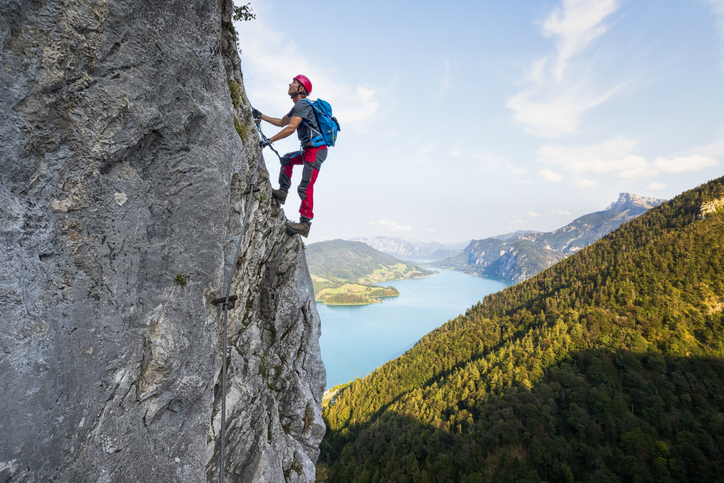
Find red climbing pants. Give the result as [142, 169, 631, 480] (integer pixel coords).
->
[278, 146, 327, 220]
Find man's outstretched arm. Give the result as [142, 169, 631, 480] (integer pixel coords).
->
[259, 112, 290, 128]
[269, 116, 302, 143]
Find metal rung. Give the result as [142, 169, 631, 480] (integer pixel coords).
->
[211, 294, 238, 309]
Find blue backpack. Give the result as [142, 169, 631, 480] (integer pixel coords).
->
[304, 99, 341, 148]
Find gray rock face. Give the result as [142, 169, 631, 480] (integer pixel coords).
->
[0, 1, 325, 482]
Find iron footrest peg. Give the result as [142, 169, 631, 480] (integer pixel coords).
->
[211, 295, 238, 309]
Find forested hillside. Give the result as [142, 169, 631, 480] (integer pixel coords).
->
[318, 177, 724, 482]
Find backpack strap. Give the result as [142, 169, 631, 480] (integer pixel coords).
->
[301, 99, 325, 147]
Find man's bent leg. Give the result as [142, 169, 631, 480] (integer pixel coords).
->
[296, 147, 327, 220]
[278, 151, 304, 191]
[276, 152, 304, 204]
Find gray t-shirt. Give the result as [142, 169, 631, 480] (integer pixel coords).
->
[287, 99, 319, 147]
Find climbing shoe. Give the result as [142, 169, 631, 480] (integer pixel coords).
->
[272, 188, 287, 204]
[285, 219, 311, 238]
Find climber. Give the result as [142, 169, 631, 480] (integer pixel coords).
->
[252, 74, 326, 238]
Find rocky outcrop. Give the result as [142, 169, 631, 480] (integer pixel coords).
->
[437, 238, 565, 283]
[605, 192, 663, 211]
[0, 1, 324, 482]
[700, 196, 724, 219]
[486, 242, 566, 283]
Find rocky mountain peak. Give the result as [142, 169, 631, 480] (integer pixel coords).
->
[606, 193, 667, 211]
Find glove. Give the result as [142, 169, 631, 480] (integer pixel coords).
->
[259, 139, 272, 149]
[252, 108, 262, 121]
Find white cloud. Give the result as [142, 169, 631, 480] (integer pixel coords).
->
[572, 178, 597, 188]
[647, 182, 667, 190]
[694, 136, 724, 158]
[506, 84, 628, 138]
[506, 94, 579, 138]
[235, 13, 378, 123]
[506, 0, 626, 138]
[449, 147, 462, 157]
[507, 165, 525, 176]
[418, 143, 434, 154]
[539, 136, 652, 177]
[539, 168, 564, 182]
[470, 151, 524, 175]
[540, 138, 720, 182]
[552, 209, 572, 215]
[653, 155, 718, 174]
[542, 0, 621, 80]
[705, 0, 724, 64]
[527, 211, 543, 218]
[440, 59, 451, 99]
[426, 228, 437, 232]
[368, 220, 412, 232]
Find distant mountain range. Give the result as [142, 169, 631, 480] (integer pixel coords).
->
[491, 229, 541, 241]
[350, 236, 469, 260]
[434, 193, 666, 283]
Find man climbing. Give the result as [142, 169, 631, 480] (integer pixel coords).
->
[252, 74, 326, 238]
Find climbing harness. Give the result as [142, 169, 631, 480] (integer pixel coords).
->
[211, 119, 274, 483]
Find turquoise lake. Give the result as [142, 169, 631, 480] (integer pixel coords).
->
[317, 270, 511, 388]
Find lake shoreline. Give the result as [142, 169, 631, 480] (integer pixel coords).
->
[318, 269, 511, 388]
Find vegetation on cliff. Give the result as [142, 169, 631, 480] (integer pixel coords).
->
[318, 177, 724, 482]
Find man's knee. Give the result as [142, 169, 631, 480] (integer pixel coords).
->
[313, 149, 327, 171]
[298, 168, 312, 196]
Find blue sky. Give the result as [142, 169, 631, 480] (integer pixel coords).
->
[235, 0, 724, 244]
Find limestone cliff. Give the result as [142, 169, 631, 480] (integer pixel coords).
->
[0, 1, 325, 482]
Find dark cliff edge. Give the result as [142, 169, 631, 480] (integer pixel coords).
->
[0, 1, 325, 482]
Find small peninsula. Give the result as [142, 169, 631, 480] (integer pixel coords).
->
[306, 240, 434, 305]
[314, 282, 399, 305]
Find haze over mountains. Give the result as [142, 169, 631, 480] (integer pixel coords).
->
[351, 236, 469, 261]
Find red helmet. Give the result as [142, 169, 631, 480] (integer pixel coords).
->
[294, 74, 312, 95]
